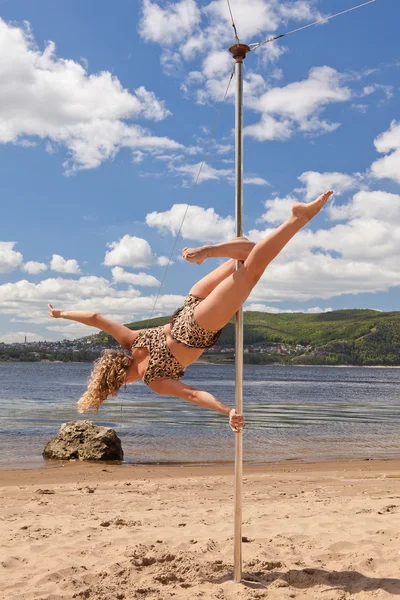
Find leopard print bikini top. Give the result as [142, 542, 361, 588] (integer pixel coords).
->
[131, 327, 185, 385]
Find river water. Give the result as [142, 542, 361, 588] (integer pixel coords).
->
[0, 362, 399, 469]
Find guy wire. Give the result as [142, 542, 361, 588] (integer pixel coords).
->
[249, 0, 377, 51]
[226, 0, 240, 45]
[143, 67, 235, 328]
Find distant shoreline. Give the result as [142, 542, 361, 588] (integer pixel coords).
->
[0, 359, 399, 368]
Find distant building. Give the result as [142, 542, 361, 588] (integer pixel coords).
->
[277, 346, 290, 355]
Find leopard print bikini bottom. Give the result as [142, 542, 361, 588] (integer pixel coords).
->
[170, 295, 222, 349]
[132, 295, 222, 385]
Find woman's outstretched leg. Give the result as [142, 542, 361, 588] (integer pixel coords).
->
[183, 237, 255, 264]
[187, 237, 255, 298]
[194, 191, 333, 331]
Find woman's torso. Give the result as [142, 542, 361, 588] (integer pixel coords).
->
[132, 324, 204, 382]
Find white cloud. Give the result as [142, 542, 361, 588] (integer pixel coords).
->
[172, 161, 233, 184]
[202, 51, 232, 80]
[0, 18, 181, 172]
[315, 220, 397, 262]
[214, 143, 233, 155]
[111, 267, 161, 287]
[138, 0, 384, 151]
[46, 321, 95, 339]
[139, 0, 201, 44]
[248, 251, 400, 302]
[328, 190, 400, 223]
[244, 67, 351, 141]
[247, 185, 400, 302]
[0, 331, 46, 343]
[1, 191, 400, 337]
[204, 0, 279, 39]
[313, 191, 400, 262]
[138, 0, 346, 141]
[351, 103, 368, 113]
[245, 118, 400, 302]
[134, 86, 171, 121]
[278, 1, 322, 22]
[306, 306, 334, 314]
[373, 120, 400, 154]
[22, 261, 48, 275]
[361, 84, 393, 104]
[166, 160, 267, 187]
[146, 204, 235, 242]
[243, 176, 269, 186]
[258, 170, 366, 226]
[298, 171, 363, 202]
[156, 256, 170, 267]
[17, 139, 38, 148]
[257, 195, 297, 225]
[370, 120, 400, 184]
[132, 150, 145, 164]
[181, 70, 205, 95]
[0, 275, 135, 313]
[0, 274, 185, 339]
[0, 242, 23, 274]
[246, 303, 333, 314]
[257, 41, 287, 66]
[244, 114, 292, 142]
[50, 254, 81, 274]
[104, 235, 168, 269]
[204, 0, 322, 42]
[370, 150, 400, 184]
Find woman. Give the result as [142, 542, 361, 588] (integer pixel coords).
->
[48, 191, 333, 433]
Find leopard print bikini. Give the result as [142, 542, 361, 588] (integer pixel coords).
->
[132, 295, 222, 386]
[170, 295, 222, 349]
[131, 327, 185, 385]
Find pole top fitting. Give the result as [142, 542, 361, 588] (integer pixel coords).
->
[229, 44, 251, 62]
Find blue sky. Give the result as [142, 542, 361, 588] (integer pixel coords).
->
[0, 0, 399, 342]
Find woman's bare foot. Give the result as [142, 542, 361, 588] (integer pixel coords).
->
[292, 190, 334, 221]
[182, 246, 210, 264]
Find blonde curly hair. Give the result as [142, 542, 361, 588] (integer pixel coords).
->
[77, 350, 133, 414]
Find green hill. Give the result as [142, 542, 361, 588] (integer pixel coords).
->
[86, 309, 400, 366]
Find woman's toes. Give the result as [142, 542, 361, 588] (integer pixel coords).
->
[292, 190, 333, 220]
[320, 190, 334, 202]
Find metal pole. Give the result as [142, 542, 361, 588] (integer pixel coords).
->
[229, 43, 250, 585]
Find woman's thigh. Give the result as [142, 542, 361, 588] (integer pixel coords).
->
[189, 259, 235, 299]
[194, 265, 256, 331]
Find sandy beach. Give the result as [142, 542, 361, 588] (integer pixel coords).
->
[1, 460, 400, 599]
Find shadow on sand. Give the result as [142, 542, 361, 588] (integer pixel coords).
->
[211, 566, 400, 595]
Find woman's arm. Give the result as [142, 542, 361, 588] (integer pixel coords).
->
[48, 304, 139, 349]
[149, 379, 245, 432]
